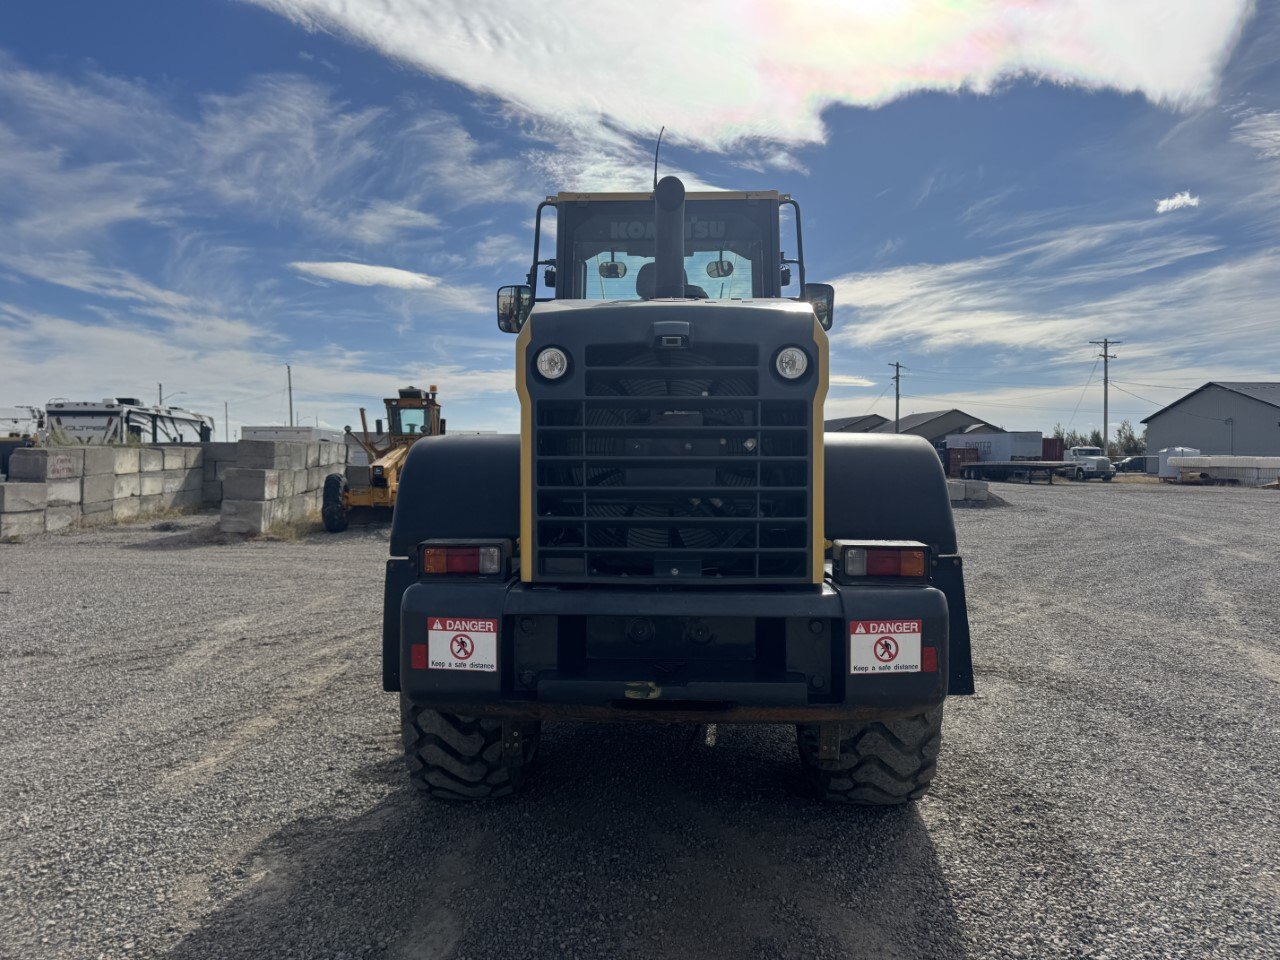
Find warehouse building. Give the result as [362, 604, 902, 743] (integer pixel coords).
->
[824, 409, 1001, 456]
[1141, 382, 1280, 456]
[824, 413, 888, 432]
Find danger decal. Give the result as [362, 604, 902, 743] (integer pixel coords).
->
[427, 617, 498, 672]
[849, 619, 922, 674]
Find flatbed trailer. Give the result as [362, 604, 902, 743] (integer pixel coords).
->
[960, 460, 1072, 483]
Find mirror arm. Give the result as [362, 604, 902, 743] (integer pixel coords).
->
[528, 199, 554, 298]
[782, 198, 806, 295]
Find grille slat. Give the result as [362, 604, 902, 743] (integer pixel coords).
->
[533, 342, 812, 583]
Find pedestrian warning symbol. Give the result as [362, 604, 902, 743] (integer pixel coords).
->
[849, 619, 921, 674]
[873, 636, 899, 663]
[427, 616, 497, 672]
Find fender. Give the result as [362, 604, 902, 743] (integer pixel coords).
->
[389, 434, 520, 557]
[825, 432, 972, 695]
[383, 434, 520, 691]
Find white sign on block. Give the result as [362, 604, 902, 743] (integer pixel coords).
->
[427, 617, 498, 672]
[849, 619, 922, 674]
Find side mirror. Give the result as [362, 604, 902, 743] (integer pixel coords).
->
[543, 266, 556, 288]
[598, 261, 627, 279]
[496, 284, 533, 334]
[705, 259, 735, 279]
[803, 283, 835, 330]
[780, 264, 792, 287]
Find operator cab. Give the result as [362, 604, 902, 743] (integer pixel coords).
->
[385, 385, 445, 438]
[496, 181, 834, 331]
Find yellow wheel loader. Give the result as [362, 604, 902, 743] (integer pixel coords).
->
[322, 385, 444, 532]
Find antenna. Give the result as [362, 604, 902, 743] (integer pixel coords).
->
[653, 126, 665, 190]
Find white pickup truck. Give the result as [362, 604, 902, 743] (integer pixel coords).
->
[1062, 446, 1115, 481]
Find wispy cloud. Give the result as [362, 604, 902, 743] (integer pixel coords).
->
[1232, 109, 1280, 159]
[1155, 191, 1200, 213]
[246, 0, 1252, 153]
[289, 261, 441, 290]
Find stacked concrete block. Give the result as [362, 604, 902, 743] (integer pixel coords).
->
[948, 478, 991, 506]
[219, 440, 347, 534]
[0, 480, 47, 537]
[201, 442, 240, 505]
[80, 448, 119, 525]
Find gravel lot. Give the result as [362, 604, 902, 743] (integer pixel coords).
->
[1, 482, 1277, 960]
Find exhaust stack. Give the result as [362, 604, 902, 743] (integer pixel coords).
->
[653, 175, 686, 298]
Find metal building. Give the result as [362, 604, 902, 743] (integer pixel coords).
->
[1141, 382, 1280, 456]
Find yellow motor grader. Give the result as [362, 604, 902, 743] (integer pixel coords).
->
[323, 385, 444, 532]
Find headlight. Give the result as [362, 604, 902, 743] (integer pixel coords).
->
[775, 346, 808, 380]
[535, 347, 569, 380]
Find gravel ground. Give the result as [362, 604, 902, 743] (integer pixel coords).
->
[0, 482, 1277, 959]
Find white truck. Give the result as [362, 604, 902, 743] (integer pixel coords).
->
[1062, 446, 1115, 482]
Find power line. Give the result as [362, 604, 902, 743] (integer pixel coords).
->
[1066, 357, 1101, 430]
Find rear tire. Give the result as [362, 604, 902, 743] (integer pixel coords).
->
[1075, 468, 1085, 482]
[1102, 474, 1113, 482]
[400, 698, 540, 800]
[797, 706, 943, 805]
[322, 473, 349, 532]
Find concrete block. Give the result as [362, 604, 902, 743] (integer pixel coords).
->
[223, 467, 280, 501]
[113, 475, 141, 499]
[286, 444, 307, 472]
[202, 441, 238, 461]
[46, 478, 82, 506]
[182, 469, 202, 491]
[964, 480, 990, 502]
[183, 446, 204, 469]
[235, 440, 290, 470]
[82, 473, 117, 504]
[112, 497, 140, 522]
[169, 488, 203, 511]
[1, 511, 45, 538]
[8, 448, 83, 480]
[162, 447, 186, 469]
[220, 498, 272, 535]
[81, 499, 113, 524]
[139, 448, 164, 473]
[138, 493, 163, 516]
[275, 470, 294, 499]
[203, 480, 222, 504]
[306, 443, 320, 468]
[307, 466, 324, 491]
[113, 448, 140, 474]
[81, 447, 118, 476]
[45, 504, 82, 532]
[161, 470, 185, 494]
[139, 473, 165, 496]
[947, 479, 966, 502]
[0, 482, 48, 513]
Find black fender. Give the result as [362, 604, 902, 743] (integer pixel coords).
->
[384, 434, 519, 691]
[825, 432, 972, 695]
[824, 432, 956, 552]
[390, 434, 520, 556]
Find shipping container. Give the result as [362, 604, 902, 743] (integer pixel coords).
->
[1042, 437, 1065, 461]
[945, 431, 1043, 462]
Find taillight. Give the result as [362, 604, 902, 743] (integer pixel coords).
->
[833, 540, 928, 582]
[419, 539, 512, 577]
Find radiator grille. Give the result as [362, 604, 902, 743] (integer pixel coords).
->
[532, 343, 813, 583]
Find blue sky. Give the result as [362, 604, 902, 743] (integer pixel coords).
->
[1, 1, 1276, 439]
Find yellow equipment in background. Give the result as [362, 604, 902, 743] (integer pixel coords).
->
[322, 385, 444, 532]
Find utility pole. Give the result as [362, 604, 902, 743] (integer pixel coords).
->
[223, 401, 229, 442]
[1088, 339, 1121, 455]
[889, 362, 904, 432]
[158, 383, 162, 405]
[286, 364, 294, 427]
